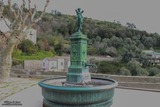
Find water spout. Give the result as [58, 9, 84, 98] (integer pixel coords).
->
[85, 63, 97, 69]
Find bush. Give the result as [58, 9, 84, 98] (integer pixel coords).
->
[119, 67, 131, 76]
[148, 67, 160, 76]
[12, 49, 22, 57]
[136, 68, 149, 76]
[18, 40, 38, 55]
[88, 45, 97, 55]
[127, 60, 148, 76]
[97, 61, 124, 74]
[12, 58, 23, 66]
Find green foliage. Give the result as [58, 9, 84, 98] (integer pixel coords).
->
[12, 58, 23, 66]
[88, 45, 97, 55]
[13, 51, 54, 61]
[127, 60, 148, 76]
[55, 43, 64, 56]
[110, 36, 123, 48]
[106, 47, 118, 57]
[148, 67, 160, 76]
[119, 67, 131, 76]
[18, 40, 37, 55]
[136, 68, 149, 76]
[97, 61, 124, 74]
[12, 49, 22, 57]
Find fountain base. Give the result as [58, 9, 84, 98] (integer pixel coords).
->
[39, 77, 118, 107]
[43, 98, 113, 107]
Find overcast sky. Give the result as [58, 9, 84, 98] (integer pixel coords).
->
[3, 0, 160, 34]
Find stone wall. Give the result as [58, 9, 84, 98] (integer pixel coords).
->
[10, 72, 160, 91]
[91, 73, 160, 91]
[24, 60, 42, 72]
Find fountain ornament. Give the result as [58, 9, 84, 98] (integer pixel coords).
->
[39, 8, 118, 107]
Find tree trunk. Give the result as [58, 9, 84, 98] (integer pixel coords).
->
[0, 37, 18, 81]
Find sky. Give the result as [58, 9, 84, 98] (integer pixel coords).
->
[2, 0, 160, 34]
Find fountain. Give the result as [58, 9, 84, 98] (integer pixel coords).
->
[39, 8, 118, 107]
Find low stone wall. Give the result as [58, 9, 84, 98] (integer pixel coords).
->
[11, 73, 160, 91]
[91, 73, 160, 83]
[91, 73, 160, 91]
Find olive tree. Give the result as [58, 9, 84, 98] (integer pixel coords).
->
[0, 0, 49, 81]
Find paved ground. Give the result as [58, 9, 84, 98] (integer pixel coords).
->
[0, 85, 160, 107]
[0, 78, 40, 101]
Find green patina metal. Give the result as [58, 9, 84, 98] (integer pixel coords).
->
[75, 8, 84, 32]
[66, 9, 94, 84]
[66, 32, 91, 84]
[39, 77, 117, 107]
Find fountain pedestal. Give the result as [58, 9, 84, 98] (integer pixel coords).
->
[66, 32, 91, 85]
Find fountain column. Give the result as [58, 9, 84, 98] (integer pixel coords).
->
[66, 8, 91, 85]
[66, 31, 91, 85]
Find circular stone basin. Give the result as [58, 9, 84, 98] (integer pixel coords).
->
[39, 77, 118, 107]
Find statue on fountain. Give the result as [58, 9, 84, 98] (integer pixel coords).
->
[75, 8, 84, 32]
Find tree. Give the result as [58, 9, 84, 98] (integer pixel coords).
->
[126, 22, 136, 29]
[106, 47, 118, 57]
[0, 0, 49, 81]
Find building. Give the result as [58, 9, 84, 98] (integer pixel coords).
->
[0, 18, 37, 44]
[42, 56, 70, 72]
[144, 50, 160, 64]
[25, 28, 37, 44]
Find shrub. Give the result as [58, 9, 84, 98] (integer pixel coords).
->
[97, 61, 123, 74]
[148, 67, 160, 76]
[136, 68, 149, 76]
[119, 67, 131, 76]
[12, 49, 22, 57]
[18, 40, 37, 55]
[127, 60, 148, 76]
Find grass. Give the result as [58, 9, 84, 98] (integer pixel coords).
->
[14, 51, 54, 61]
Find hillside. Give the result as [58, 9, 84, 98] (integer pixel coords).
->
[35, 12, 160, 57]
[7, 10, 160, 76]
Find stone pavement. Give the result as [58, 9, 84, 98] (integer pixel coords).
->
[0, 78, 40, 101]
[0, 85, 160, 107]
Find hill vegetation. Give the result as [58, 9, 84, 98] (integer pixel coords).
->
[9, 10, 160, 76]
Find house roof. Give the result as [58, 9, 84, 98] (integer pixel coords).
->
[0, 18, 10, 33]
[143, 50, 160, 55]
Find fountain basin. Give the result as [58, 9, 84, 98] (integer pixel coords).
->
[39, 77, 118, 107]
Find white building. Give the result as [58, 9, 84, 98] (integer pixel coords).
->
[0, 18, 37, 44]
[42, 56, 70, 72]
[144, 50, 160, 64]
[25, 28, 37, 44]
